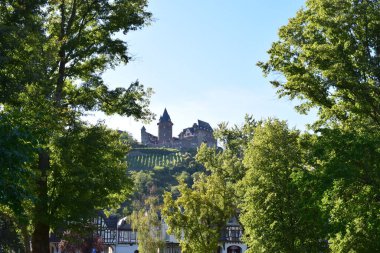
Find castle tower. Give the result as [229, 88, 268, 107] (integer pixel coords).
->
[157, 108, 173, 144]
[141, 126, 147, 144]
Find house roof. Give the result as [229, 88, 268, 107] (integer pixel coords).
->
[117, 217, 133, 231]
[98, 211, 119, 229]
[197, 120, 213, 131]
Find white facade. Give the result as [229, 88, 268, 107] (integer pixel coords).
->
[115, 244, 138, 253]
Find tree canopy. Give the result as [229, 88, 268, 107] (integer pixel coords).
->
[258, 0, 380, 125]
[258, 0, 380, 251]
[1, 0, 153, 118]
[239, 119, 326, 253]
[163, 171, 235, 253]
[0, 1, 153, 252]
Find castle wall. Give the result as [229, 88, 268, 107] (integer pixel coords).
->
[195, 130, 216, 147]
[141, 131, 149, 145]
[141, 130, 158, 145]
[175, 136, 199, 150]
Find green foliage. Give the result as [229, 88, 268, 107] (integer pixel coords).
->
[214, 115, 258, 157]
[124, 151, 206, 216]
[308, 124, 380, 252]
[130, 196, 165, 253]
[196, 143, 244, 184]
[120, 131, 138, 145]
[0, 113, 35, 214]
[0, 207, 25, 253]
[258, 0, 380, 126]
[132, 147, 181, 154]
[259, 1, 380, 251]
[163, 172, 235, 253]
[1, 0, 154, 119]
[0, 0, 47, 104]
[49, 123, 132, 230]
[160, 120, 257, 253]
[0, 0, 153, 251]
[239, 119, 326, 253]
[130, 171, 154, 198]
[128, 170, 166, 253]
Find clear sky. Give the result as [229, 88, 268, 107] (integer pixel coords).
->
[86, 0, 314, 141]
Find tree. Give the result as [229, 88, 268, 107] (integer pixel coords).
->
[0, 207, 25, 253]
[162, 144, 237, 253]
[163, 173, 235, 253]
[58, 233, 105, 253]
[307, 123, 380, 252]
[213, 115, 257, 158]
[258, 0, 380, 251]
[129, 171, 155, 203]
[128, 170, 164, 253]
[0, 1, 153, 252]
[239, 119, 326, 253]
[160, 119, 257, 253]
[258, 0, 380, 126]
[130, 196, 165, 253]
[49, 123, 132, 229]
[0, 113, 34, 215]
[0, 106, 38, 253]
[120, 131, 138, 146]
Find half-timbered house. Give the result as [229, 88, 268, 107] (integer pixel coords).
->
[50, 213, 247, 253]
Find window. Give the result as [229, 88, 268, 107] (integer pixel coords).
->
[225, 226, 243, 242]
[118, 231, 137, 244]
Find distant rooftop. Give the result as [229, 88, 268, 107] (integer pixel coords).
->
[197, 120, 213, 132]
[159, 108, 172, 123]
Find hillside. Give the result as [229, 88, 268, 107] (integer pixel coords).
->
[124, 147, 204, 210]
[127, 147, 186, 170]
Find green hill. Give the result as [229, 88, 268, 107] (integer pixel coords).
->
[123, 147, 204, 211]
[127, 147, 188, 170]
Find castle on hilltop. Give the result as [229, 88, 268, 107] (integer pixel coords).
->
[141, 108, 217, 150]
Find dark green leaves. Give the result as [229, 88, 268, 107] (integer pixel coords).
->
[49, 123, 132, 229]
[0, 1, 153, 250]
[0, 113, 35, 214]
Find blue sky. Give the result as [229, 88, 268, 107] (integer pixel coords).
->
[86, 0, 314, 141]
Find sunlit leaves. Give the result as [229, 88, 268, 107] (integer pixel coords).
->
[163, 172, 235, 253]
[259, 0, 380, 126]
[0, 1, 153, 251]
[239, 119, 326, 253]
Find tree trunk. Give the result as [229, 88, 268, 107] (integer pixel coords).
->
[31, 151, 50, 253]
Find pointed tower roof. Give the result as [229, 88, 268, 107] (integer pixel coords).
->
[141, 126, 146, 131]
[159, 108, 172, 123]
